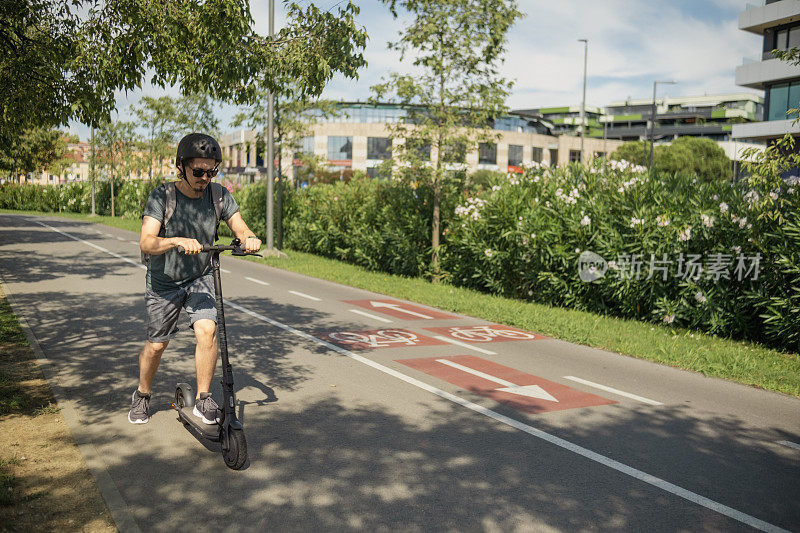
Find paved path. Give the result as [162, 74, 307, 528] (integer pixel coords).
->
[1, 213, 798, 532]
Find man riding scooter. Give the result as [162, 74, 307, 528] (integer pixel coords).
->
[129, 133, 262, 425]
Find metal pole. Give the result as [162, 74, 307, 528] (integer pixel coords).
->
[650, 80, 677, 169]
[649, 82, 657, 169]
[266, 0, 275, 249]
[90, 125, 96, 215]
[578, 39, 587, 163]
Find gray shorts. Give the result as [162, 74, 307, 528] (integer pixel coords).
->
[145, 273, 217, 343]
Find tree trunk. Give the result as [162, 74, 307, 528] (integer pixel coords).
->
[431, 177, 441, 283]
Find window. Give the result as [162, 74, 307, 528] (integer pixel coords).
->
[367, 137, 392, 160]
[478, 142, 497, 164]
[549, 149, 558, 166]
[327, 136, 352, 160]
[531, 147, 543, 162]
[406, 139, 431, 161]
[767, 82, 800, 121]
[442, 141, 466, 163]
[296, 136, 314, 156]
[508, 144, 523, 166]
[569, 150, 581, 163]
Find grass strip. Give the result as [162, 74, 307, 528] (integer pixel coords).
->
[0, 284, 115, 530]
[5, 209, 798, 397]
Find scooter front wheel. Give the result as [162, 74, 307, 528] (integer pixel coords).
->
[221, 426, 247, 470]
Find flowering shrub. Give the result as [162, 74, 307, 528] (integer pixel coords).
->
[442, 157, 800, 352]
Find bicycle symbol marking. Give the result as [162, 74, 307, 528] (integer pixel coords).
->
[425, 325, 541, 343]
[319, 329, 445, 349]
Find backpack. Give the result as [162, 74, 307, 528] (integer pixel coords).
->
[141, 182, 225, 265]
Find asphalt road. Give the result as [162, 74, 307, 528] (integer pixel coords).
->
[1, 213, 798, 533]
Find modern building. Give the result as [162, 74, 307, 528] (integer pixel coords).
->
[513, 105, 604, 137]
[218, 102, 624, 181]
[732, 0, 800, 175]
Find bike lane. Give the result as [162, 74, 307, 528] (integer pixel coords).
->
[1, 214, 798, 532]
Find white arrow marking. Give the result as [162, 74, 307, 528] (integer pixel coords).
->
[435, 359, 558, 402]
[370, 301, 433, 319]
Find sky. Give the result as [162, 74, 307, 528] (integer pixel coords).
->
[68, 0, 763, 141]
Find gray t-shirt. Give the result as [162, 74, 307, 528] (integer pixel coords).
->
[142, 182, 239, 291]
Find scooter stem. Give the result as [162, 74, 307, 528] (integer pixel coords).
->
[211, 251, 241, 431]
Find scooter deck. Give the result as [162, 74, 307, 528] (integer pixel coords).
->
[174, 405, 221, 441]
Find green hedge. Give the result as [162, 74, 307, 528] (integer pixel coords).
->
[2, 161, 798, 352]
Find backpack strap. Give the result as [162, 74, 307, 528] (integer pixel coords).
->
[160, 182, 177, 237]
[209, 182, 225, 242]
[142, 183, 177, 265]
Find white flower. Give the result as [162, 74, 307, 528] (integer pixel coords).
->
[712, 194, 719, 201]
[678, 227, 692, 241]
[694, 291, 706, 303]
[530, 233, 536, 239]
[769, 191, 778, 200]
[732, 245, 741, 253]
[701, 214, 715, 228]
[789, 188, 795, 194]
[484, 249, 493, 258]
[492, 185, 501, 192]
[663, 314, 675, 324]
[581, 215, 591, 226]
[744, 190, 759, 206]
[545, 201, 551, 207]
[719, 202, 728, 213]
[656, 215, 670, 227]
[608, 260, 618, 270]
[575, 248, 580, 253]
[527, 290, 533, 296]
[630, 217, 645, 227]
[739, 217, 747, 229]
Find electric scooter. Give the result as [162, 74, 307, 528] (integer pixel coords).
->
[172, 238, 260, 470]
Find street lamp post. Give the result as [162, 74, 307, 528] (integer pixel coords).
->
[578, 39, 588, 163]
[266, 0, 275, 250]
[649, 80, 676, 168]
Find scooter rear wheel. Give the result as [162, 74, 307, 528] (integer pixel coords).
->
[221, 426, 247, 470]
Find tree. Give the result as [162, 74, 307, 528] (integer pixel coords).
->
[132, 96, 179, 179]
[0, 0, 368, 144]
[609, 140, 649, 167]
[232, 86, 339, 247]
[175, 93, 221, 137]
[0, 128, 73, 181]
[656, 137, 732, 182]
[371, 0, 522, 280]
[611, 137, 732, 181]
[97, 119, 139, 216]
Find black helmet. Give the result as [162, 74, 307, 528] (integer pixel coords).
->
[175, 133, 222, 167]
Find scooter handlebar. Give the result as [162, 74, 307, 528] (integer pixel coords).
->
[177, 238, 262, 257]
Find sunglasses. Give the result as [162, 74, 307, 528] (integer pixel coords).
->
[188, 166, 219, 178]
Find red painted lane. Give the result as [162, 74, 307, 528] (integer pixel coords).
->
[344, 299, 456, 320]
[425, 324, 547, 343]
[315, 328, 446, 350]
[396, 355, 616, 413]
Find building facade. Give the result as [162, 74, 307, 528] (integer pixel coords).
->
[218, 102, 623, 181]
[732, 0, 800, 174]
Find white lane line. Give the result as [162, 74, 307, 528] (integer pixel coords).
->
[245, 276, 271, 287]
[433, 335, 497, 355]
[777, 440, 800, 451]
[289, 290, 321, 301]
[30, 219, 790, 533]
[220, 268, 231, 274]
[115, 236, 126, 241]
[223, 301, 786, 533]
[34, 221, 146, 271]
[129, 241, 139, 245]
[563, 376, 663, 406]
[349, 309, 393, 323]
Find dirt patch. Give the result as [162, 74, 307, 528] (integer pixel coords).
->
[0, 287, 116, 532]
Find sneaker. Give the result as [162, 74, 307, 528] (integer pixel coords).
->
[128, 390, 150, 424]
[193, 393, 221, 425]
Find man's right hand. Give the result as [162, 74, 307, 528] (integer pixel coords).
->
[173, 237, 203, 255]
